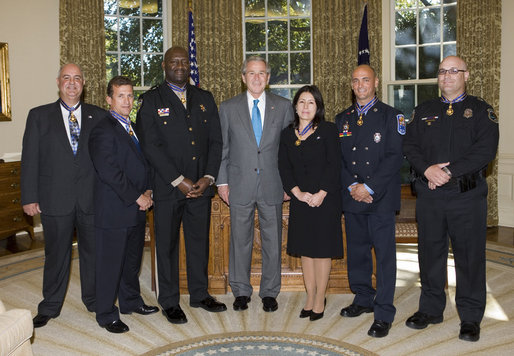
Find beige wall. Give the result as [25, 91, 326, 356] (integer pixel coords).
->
[0, 0, 512, 225]
[498, 0, 514, 226]
[0, 0, 60, 159]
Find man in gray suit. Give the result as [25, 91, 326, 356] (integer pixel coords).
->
[217, 56, 293, 312]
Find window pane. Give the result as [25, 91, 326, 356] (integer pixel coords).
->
[395, 10, 416, 45]
[105, 17, 118, 52]
[290, 52, 310, 84]
[104, 0, 117, 15]
[395, 47, 416, 80]
[245, 20, 266, 52]
[419, 45, 440, 78]
[119, 0, 140, 16]
[391, 84, 415, 117]
[142, 0, 162, 17]
[290, 0, 311, 16]
[120, 17, 140, 52]
[395, 0, 418, 10]
[121, 54, 142, 86]
[290, 19, 310, 51]
[418, 84, 439, 103]
[268, 53, 288, 84]
[443, 5, 456, 41]
[143, 54, 163, 87]
[143, 19, 163, 52]
[268, 20, 288, 51]
[420, 0, 441, 5]
[270, 87, 290, 99]
[419, 8, 441, 44]
[106, 54, 119, 82]
[268, 0, 287, 17]
[443, 43, 456, 57]
[245, 0, 265, 17]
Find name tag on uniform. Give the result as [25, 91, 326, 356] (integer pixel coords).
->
[421, 115, 438, 126]
[157, 108, 170, 117]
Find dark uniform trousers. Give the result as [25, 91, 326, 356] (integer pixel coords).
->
[415, 179, 488, 323]
[154, 196, 211, 309]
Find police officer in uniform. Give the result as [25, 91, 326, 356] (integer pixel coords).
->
[135, 46, 226, 325]
[335, 64, 405, 338]
[403, 56, 499, 342]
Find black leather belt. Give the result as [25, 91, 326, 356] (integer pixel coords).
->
[418, 169, 486, 193]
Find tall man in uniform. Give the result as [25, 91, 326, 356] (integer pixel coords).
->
[135, 46, 226, 325]
[89, 76, 158, 334]
[403, 56, 499, 342]
[21, 63, 105, 327]
[336, 64, 405, 338]
[217, 56, 294, 312]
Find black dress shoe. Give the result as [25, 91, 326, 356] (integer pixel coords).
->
[299, 309, 311, 318]
[190, 296, 227, 312]
[459, 321, 480, 342]
[101, 319, 129, 334]
[121, 304, 159, 315]
[33, 314, 54, 328]
[405, 311, 443, 330]
[309, 310, 324, 321]
[340, 303, 373, 317]
[162, 305, 188, 324]
[262, 297, 278, 312]
[233, 296, 251, 311]
[368, 320, 391, 338]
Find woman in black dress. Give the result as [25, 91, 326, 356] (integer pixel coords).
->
[278, 85, 343, 321]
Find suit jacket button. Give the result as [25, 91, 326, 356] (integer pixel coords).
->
[352, 161, 356, 165]
[189, 127, 193, 131]
[354, 175, 358, 178]
[364, 146, 369, 150]
[258, 151, 261, 154]
[254, 168, 257, 171]
[352, 146, 356, 151]
[192, 156, 196, 160]
[192, 141, 195, 145]
[366, 161, 369, 165]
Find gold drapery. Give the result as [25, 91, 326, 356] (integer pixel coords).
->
[312, 0, 382, 121]
[59, 0, 106, 108]
[457, 0, 502, 225]
[171, 0, 243, 104]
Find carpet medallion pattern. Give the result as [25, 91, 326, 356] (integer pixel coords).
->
[143, 332, 376, 356]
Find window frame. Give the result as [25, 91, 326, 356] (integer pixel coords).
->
[242, 0, 313, 99]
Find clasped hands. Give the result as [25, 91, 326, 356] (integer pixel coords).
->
[293, 187, 327, 208]
[178, 177, 210, 198]
[424, 162, 451, 190]
[349, 183, 373, 204]
[136, 189, 153, 210]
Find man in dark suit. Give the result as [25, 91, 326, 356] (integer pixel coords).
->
[89, 76, 158, 334]
[335, 64, 405, 338]
[217, 56, 294, 312]
[135, 46, 226, 325]
[21, 63, 105, 327]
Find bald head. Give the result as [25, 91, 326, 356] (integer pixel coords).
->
[57, 63, 84, 106]
[162, 46, 190, 86]
[351, 64, 379, 105]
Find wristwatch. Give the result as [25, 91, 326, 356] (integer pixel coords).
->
[442, 167, 452, 177]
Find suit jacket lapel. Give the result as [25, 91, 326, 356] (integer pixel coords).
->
[110, 114, 145, 161]
[236, 93, 258, 146]
[262, 92, 277, 144]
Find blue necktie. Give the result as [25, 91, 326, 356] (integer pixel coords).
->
[251, 99, 262, 146]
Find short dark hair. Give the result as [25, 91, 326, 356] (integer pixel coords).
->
[107, 76, 133, 97]
[291, 85, 325, 129]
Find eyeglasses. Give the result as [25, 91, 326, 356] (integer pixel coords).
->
[437, 68, 466, 75]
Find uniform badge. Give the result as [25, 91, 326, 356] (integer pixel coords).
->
[397, 114, 406, 135]
[421, 115, 438, 126]
[200, 104, 206, 112]
[340, 121, 352, 137]
[373, 132, 381, 143]
[463, 108, 473, 118]
[487, 108, 499, 123]
[157, 108, 170, 117]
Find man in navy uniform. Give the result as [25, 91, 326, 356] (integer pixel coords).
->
[403, 56, 499, 342]
[135, 46, 226, 325]
[89, 76, 158, 334]
[336, 64, 405, 338]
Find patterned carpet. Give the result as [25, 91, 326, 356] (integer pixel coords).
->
[0, 243, 513, 356]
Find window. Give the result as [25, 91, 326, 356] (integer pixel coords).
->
[104, 0, 166, 93]
[389, 0, 457, 116]
[243, 0, 312, 99]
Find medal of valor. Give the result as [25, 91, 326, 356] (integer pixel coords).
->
[357, 114, 363, 126]
[295, 139, 301, 146]
[295, 121, 313, 146]
[446, 103, 454, 116]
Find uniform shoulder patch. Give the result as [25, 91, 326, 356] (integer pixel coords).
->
[487, 107, 499, 123]
[397, 114, 406, 135]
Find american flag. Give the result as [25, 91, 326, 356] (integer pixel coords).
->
[358, 4, 370, 65]
[188, 9, 200, 87]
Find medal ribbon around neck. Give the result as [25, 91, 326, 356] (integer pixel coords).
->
[60, 99, 81, 116]
[441, 92, 467, 116]
[110, 110, 135, 135]
[166, 81, 187, 104]
[295, 121, 313, 146]
[355, 96, 378, 126]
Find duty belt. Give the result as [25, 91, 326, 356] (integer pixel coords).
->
[418, 169, 486, 193]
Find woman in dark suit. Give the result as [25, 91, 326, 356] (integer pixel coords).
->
[278, 85, 343, 321]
